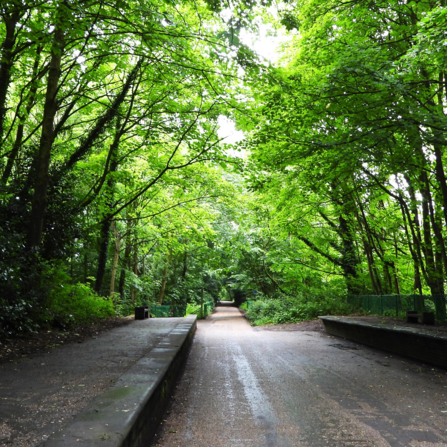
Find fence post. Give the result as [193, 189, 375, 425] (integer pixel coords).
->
[380, 295, 383, 315]
[395, 295, 399, 318]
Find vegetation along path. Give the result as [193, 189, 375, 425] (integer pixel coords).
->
[152, 303, 447, 447]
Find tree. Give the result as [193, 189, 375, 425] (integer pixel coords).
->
[239, 0, 447, 302]
[0, 0, 243, 335]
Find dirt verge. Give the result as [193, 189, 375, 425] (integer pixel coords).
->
[0, 317, 134, 365]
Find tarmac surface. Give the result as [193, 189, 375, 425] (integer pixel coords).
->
[152, 302, 447, 447]
[0, 317, 189, 447]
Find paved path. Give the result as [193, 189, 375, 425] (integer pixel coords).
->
[152, 303, 447, 447]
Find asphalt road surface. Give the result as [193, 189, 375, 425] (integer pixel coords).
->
[151, 303, 447, 447]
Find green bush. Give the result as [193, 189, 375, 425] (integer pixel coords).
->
[245, 293, 352, 326]
[0, 296, 39, 338]
[185, 302, 201, 316]
[41, 266, 114, 327]
[185, 301, 214, 318]
[47, 282, 115, 327]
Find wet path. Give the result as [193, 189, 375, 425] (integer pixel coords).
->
[151, 303, 447, 447]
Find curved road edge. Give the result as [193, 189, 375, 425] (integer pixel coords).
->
[42, 314, 197, 447]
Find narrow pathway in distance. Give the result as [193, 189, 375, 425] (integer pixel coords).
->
[151, 302, 447, 447]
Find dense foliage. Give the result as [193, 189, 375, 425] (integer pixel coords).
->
[0, 0, 246, 336]
[236, 0, 447, 321]
[244, 292, 351, 326]
[2, 0, 447, 336]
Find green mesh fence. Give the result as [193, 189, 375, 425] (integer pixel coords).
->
[347, 295, 447, 321]
[150, 304, 187, 318]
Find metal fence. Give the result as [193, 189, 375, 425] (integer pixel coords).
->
[347, 294, 447, 321]
[150, 304, 187, 318]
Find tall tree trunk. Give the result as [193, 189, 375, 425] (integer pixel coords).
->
[118, 210, 133, 297]
[382, 263, 393, 294]
[93, 122, 122, 293]
[434, 143, 447, 230]
[434, 206, 446, 318]
[109, 221, 121, 306]
[354, 197, 382, 294]
[430, 72, 447, 230]
[181, 250, 188, 281]
[27, 15, 66, 248]
[338, 213, 360, 294]
[419, 175, 441, 295]
[158, 245, 172, 304]
[413, 137, 445, 296]
[0, 12, 19, 147]
[95, 218, 111, 295]
[2, 46, 42, 183]
[398, 195, 423, 294]
[392, 236, 401, 295]
[404, 178, 430, 286]
[419, 169, 447, 287]
[414, 263, 423, 295]
[130, 244, 138, 305]
[333, 182, 361, 294]
[407, 132, 444, 295]
[84, 252, 89, 284]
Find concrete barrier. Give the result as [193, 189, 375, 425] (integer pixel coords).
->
[43, 315, 197, 447]
[320, 316, 447, 369]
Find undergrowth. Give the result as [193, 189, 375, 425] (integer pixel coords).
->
[46, 281, 115, 328]
[245, 293, 352, 326]
[185, 301, 215, 318]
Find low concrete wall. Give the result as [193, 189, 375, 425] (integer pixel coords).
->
[43, 315, 197, 447]
[320, 316, 447, 369]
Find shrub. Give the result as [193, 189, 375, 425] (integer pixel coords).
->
[185, 302, 201, 316]
[0, 297, 39, 339]
[47, 282, 115, 327]
[245, 293, 352, 326]
[185, 301, 214, 318]
[0, 260, 116, 338]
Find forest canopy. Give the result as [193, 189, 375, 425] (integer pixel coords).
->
[1, 0, 447, 336]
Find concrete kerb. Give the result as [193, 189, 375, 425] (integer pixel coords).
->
[320, 315, 447, 369]
[42, 314, 197, 447]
